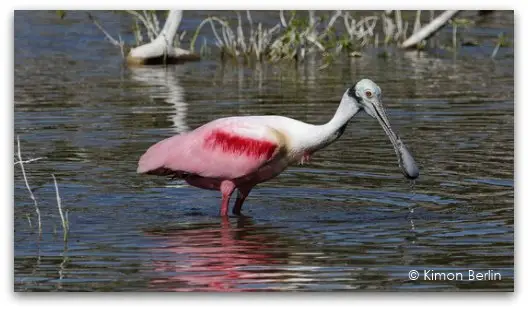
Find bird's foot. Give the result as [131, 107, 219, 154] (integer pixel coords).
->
[232, 211, 251, 218]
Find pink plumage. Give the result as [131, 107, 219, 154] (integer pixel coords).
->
[138, 117, 289, 216]
[138, 118, 282, 179]
[204, 129, 277, 160]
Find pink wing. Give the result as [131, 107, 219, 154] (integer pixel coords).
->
[137, 118, 284, 180]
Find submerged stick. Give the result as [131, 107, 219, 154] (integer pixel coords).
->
[16, 136, 41, 236]
[88, 13, 124, 47]
[491, 42, 500, 59]
[88, 13, 125, 58]
[52, 174, 68, 242]
[26, 214, 32, 228]
[14, 157, 45, 165]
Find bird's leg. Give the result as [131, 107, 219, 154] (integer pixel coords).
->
[220, 192, 233, 217]
[300, 152, 312, 165]
[220, 181, 236, 217]
[232, 187, 252, 216]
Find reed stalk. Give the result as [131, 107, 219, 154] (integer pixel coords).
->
[16, 136, 41, 236]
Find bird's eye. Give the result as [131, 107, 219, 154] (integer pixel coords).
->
[365, 91, 373, 98]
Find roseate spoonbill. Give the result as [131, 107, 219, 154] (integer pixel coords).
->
[137, 79, 419, 217]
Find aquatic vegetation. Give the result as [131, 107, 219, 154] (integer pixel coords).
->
[78, 10, 504, 65]
[190, 12, 282, 62]
[85, 10, 197, 65]
[190, 10, 467, 64]
[491, 32, 509, 59]
[52, 174, 69, 242]
[15, 135, 42, 237]
[449, 17, 475, 49]
[87, 13, 127, 58]
[189, 10, 367, 63]
[126, 10, 188, 50]
[15, 136, 69, 242]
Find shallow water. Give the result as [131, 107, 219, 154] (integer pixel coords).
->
[14, 11, 514, 291]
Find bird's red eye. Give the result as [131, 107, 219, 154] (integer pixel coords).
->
[365, 91, 373, 98]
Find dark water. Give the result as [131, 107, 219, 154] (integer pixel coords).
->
[14, 11, 514, 291]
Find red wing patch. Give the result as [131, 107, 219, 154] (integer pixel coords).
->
[204, 130, 277, 160]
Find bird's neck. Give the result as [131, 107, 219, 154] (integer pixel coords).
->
[326, 96, 361, 133]
[302, 95, 360, 153]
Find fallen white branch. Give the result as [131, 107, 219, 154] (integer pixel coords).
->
[128, 10, 199, 65]
[401, 10, 459, 48]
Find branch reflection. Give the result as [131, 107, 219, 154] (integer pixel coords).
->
[129, 66, 189, 134]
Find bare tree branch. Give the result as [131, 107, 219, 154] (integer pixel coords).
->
[401, 10, 459, 48]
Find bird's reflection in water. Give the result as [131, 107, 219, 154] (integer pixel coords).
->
[144, 217, 284, 292]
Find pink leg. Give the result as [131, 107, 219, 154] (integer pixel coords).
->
[232, 187, 252, 216]
[220, 181, 236, 217]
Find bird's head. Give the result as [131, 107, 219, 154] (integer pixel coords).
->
[346, 79, 419, 179]
[348, 79, 384, 119]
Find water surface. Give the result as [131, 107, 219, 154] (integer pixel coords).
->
[14, 11, 514, 291]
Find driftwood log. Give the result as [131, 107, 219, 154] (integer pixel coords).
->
[126, 10, 200, 66]
[401, 10, 459, 49]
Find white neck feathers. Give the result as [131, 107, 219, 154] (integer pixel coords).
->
[297, 93, 361, 153]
